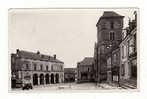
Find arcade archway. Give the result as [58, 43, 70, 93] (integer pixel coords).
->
[45, 74, 49, 84]
[55, 73, 59, 83]
[40, 74, 44, 85]
[33, 74, 38, 85]
[51, 74, 54, 84]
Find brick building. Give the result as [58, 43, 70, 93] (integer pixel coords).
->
[11, 49, 64, 88]
[77, 57, 95, 83]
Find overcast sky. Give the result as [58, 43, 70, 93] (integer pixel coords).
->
[9, 8, 137, 68]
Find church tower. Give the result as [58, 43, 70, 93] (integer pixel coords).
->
[96, 11, 124, 82]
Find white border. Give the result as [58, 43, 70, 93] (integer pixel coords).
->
[0, 0, 147, 99]
[8, 8, 140, 93]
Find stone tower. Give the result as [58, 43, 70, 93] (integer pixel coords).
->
[96, 11, 124, 82]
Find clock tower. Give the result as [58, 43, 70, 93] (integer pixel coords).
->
[96, 11, 124, 82]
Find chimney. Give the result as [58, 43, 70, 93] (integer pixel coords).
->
[16, 49, 19, 53]
[53, 54, 56, 59]
[37, 51, 40, 54]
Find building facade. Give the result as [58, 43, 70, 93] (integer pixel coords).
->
[106, 47, 120, 85]
[119, 12, 137, 88]
[77, 57, 95, 83]
[64, 68, 77, 83]
[111, 48, 120, 83]
[95, 11, 124, 83]
[11, 49, 64, 88]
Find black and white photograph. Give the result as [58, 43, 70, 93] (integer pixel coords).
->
[8, 8, 139, 92]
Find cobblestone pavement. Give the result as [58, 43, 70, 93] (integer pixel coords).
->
[11, 82, 123, 92]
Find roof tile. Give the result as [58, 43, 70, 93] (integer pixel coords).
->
[17, 50, 63, 63]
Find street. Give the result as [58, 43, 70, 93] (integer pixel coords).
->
[11, 82, 123, 92]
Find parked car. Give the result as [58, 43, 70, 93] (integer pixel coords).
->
[22, 78, 33, 90]
[22, 83, 33, 90]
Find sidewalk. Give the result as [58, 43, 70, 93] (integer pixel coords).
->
[97, 83, 122, 89]
[11, 82, 123, 91]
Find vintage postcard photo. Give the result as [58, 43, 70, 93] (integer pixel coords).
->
[8, 8, 139, 92]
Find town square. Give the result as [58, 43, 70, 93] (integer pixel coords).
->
[9, 9, 138, 91]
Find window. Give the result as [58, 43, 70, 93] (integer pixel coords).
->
[59, 66, 61, 71]
[40, 64, 43, 70]
[61, 65, 63, 71]
[26, 64, 29, 70]
[129, 38, 135, 55]
[113, 54, 117, 63]
[110, 31, 115, 40]
[88, 68, 90, 72]
[122, 46, 124, 58]
[100, 45, 105, 54]
[46, 65, 48, 71]
[128, 35, 136, 56]
[122, 45, 126, 58]
[131, 60, 137, 78]
[51, 65, 53, 71]
[121, 64, 125, 76]
[131, 64, 137, 78]
[34, 64, 37, 70]
[134, 34, 137, 52]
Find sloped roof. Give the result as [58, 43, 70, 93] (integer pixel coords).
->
[96, 11, 124, 26]
[78, 57, 94, 66]
[102, 11, 123, 17]
[64, 68, 76, 73]
[16, 50, 64, 63]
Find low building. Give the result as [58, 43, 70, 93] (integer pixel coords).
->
[64, 68, 77, 83]
[77, 57, 95, 83]
[11, 49, 64, 88]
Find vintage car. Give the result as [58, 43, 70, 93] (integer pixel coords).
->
[22, 83, 33, 90]
[22, 75, 33, 90]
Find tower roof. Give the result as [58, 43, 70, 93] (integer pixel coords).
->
[96, 11, 124, 26]
[102, 11, 123, 18]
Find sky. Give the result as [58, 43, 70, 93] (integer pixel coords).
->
[8, 8, 137, 68]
